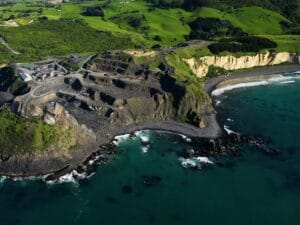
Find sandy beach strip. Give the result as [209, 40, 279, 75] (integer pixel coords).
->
[204, 64, 300, 95]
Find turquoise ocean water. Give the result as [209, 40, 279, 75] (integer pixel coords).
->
[1, 72, 300, 225]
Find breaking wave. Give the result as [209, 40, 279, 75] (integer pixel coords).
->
[46, 170, 90, 185]
[212, 74, 300, 96]
[0, 174, 50, 184]
[179, 156, 214, 169]
[224, 125, 239, 135]
[279, 80, 295, 84]
[112, 134, 131, 145]
[135, 130, 150, 143]
[0, 176, 7, 183]
[212, 80, 269, 96]
[215, 100, 221, 106]
[179, 134, 192, 143]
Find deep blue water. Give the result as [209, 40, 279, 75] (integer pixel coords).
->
[1, 72, 300, 225]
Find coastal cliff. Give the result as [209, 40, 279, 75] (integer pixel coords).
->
[184, 52, 300, 77]
[2, 49, 300, 178]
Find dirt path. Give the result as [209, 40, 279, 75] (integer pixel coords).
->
[0, 36, 20, 55]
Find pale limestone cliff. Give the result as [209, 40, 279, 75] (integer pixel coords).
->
[184, 52, 299, 77]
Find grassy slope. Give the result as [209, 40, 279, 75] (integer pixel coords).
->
[0, 0, 298, 63]
[261, 35, 300, 53]
[0, 110, 75, 154]
[40, 0, 192, 46]
[103, 0, 192, 46]
[192, 6, 289, 35]
[0, 19, 136, 63]
[0, 45, 14, 64]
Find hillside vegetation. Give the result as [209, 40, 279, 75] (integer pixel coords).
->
[0, 19, 136, 63]
[192, 7, 290, 35]
[0, 0, 298, 63]
[0, 109, 76, 156]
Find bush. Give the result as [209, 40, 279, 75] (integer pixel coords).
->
[128, 15, 143, 28]
[82, 6, 104, 17]
[153, 35, 162, 41]
[206, 65, 228, 78]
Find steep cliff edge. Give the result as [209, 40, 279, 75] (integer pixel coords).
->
[184, 52, 300, 77]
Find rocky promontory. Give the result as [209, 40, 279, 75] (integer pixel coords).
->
[0, 48, 299, 179]
[0, 51, 218, 178]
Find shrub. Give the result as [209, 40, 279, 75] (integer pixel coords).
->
[153, 35, 162, 41]
[206, 65, 228, 78]
[82, 6, 104, 17]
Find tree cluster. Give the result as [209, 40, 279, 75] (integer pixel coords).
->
[208, 36, 277, 54]
[188, 17, 247, 40]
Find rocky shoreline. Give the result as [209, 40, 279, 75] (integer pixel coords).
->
[37, 65, 300, 181]
[1, 61, 300, 181]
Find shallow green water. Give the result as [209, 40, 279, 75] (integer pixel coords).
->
[1, 72, 300, 225]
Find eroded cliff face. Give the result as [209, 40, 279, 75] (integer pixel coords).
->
[184, 52, 299, 77]
[177, 91, 214, 127]
[14, 100, 97, 150]
[116, 93, 175, 124]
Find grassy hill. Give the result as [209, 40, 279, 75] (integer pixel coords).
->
[0, 0, 299, 64]
[192, 6, 290, 35]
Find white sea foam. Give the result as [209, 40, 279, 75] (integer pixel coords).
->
[86, 172, 96, 179]
[224, 125, 239, 135]
[279, 80, 295, 84]
[88, 155, 102, 165]
[180, 134, 192, 142]
[139, 134, 150, 142]
[291, 71, 300, 74]
[47, 173, 77, 185]
[212, 80, 268, 96]
[135, 130, 150, 143]
[179, 156, 213, 169]
[10, 174, 49, 182]
[180, 158, 197, 168]
[215, 100, 221, 106]
[196, 157, 214, 164]
[0, 176, 7, 183]
[72, 170, 88, 180]
[135, 131, 151, 153]
[212, 74, 300, 96]
[268, 75, 291, 82]
[142, 146, 149, 153]
[113, 134, 131, 145]
[0, 174, 51, 183]
[46, 170, 88, 185]
[227, 118, 234, 122]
